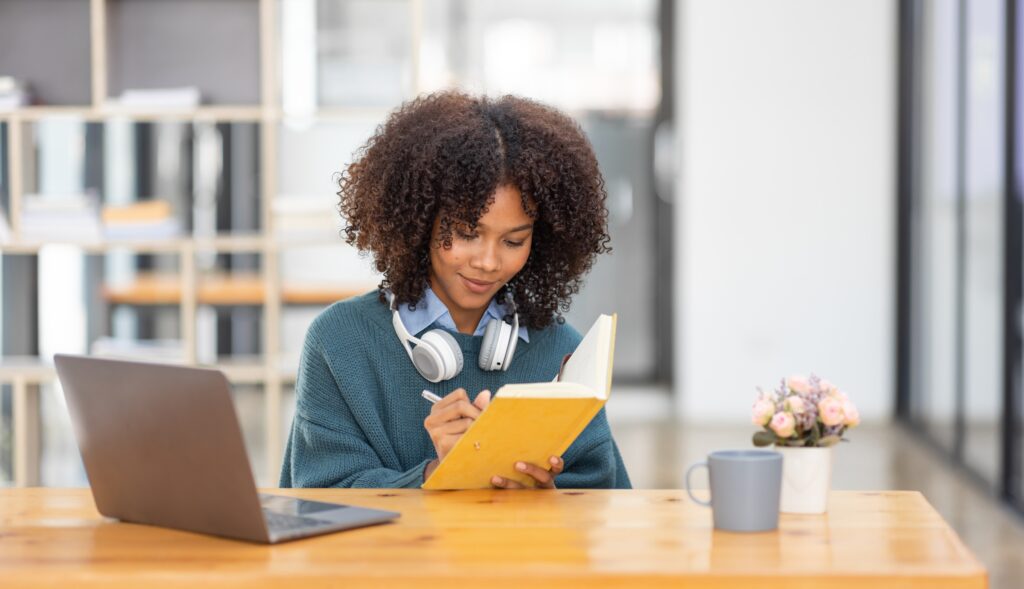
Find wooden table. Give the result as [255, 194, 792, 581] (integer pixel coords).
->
[0, 489, 987, 588]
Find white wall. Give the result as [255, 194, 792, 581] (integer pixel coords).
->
[674, 0, 896, 422]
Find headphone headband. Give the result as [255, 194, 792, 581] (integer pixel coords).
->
[388, 288, 520, 382]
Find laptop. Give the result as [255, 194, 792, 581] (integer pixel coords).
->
[53, 353, 400, 544]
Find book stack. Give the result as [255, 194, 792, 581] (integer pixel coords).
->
[115, 87, 201, 110]
[20, 194, 103, 242]
[91, 337, 184, 364]
[273, 195, 344, 241]
[102, 200, 181, 240]
[0, 77, 30, 110]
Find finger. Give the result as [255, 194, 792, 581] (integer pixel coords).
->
[428, 399, 482, 424]
[491, 475, 526, 489]
[426, 418, 472, 447]
[433, 388, 468, 410]
[473, 390, 492, 411]
[548, 456, 564, 475]
[441, 400, 482, 422]
[515, 461, 554, 487]
[433, 417, 476, 437]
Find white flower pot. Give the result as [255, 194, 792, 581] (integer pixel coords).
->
[777, 446, 833, 514]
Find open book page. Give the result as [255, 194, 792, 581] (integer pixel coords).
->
[557, 313, 616, 399]
[495, 314, 615, 399]
[497, 380, 595, 398]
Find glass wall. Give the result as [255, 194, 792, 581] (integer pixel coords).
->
[899, 0, 1022, 512]
[962, 0, 1005, 488]
[909, 0, 959, 453]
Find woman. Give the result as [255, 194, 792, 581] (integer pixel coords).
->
[280, 91, 631, 489]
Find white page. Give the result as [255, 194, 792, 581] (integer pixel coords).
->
[557, 314, 614, 399]
[498, 381, 595, 398]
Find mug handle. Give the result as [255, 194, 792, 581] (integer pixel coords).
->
[685, 462, 712, 507]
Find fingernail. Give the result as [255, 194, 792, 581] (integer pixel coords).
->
[492, 476, 502, 485]
[550, 457, 559, 465]
[516, 462, 527, 471]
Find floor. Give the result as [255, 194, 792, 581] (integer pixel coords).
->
[610, 417, 1024, 589]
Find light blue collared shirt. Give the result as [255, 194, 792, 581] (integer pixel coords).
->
[396, 286, 529, 343]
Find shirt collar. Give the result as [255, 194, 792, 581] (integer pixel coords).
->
[395, 286, 529, 343]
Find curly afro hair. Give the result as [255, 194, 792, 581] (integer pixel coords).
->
[338, 91, 611, 330]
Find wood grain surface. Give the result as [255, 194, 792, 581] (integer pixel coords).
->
[0, 489, 987, 588]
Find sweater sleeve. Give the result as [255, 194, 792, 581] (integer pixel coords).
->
[553, 408, 633, 489]
[279, 325, 431, 489]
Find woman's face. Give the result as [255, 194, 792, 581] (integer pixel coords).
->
[429, 184, 534, 326]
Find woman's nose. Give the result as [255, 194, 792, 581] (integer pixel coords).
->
[469, 241, 500, 272]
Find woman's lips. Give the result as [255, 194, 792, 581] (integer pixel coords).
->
[459, 275, 495, 294]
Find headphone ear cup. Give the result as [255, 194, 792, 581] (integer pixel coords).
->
[421, 329, 463, 380]
[411, 344, 445, 383]
[478, 320, 501, 370]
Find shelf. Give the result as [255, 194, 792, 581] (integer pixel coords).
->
[0, 106, 403, 124]
[0, 355, 297, 386]
[99, 105, 265, 122]
[0, 105, 265, 122]
[0, 357, 58, 384]
[1, 238, 183, 255]
[102, 273, 369, 306]
[0, 234, 351, 254]
[0, 233, 276, 254]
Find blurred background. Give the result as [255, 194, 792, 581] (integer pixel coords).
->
[0, 0, 1022, 585]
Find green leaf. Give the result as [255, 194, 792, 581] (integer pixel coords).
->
[818, 435, 842, 447]
[752, 431, 777, 447]
[810, 422, 821, 445]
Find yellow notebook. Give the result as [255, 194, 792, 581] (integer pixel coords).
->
[422, 313, 617, 490]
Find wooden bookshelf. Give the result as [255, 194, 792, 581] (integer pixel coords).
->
[0, 355, 298, 386]
[0, 234, 349, 254]
[0, 0, 417, 487]
[7, 105, 265, 122]
[102, 273, 366, 306]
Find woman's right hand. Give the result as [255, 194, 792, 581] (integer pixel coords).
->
[423, 388, 492, 465]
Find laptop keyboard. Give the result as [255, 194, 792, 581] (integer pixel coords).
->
[264, 510, 331, 533]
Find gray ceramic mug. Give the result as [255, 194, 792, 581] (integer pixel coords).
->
[685, 449, 783, 532]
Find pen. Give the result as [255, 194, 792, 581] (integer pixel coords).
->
[421, 389, 442, 404]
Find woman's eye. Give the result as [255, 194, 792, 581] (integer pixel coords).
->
[505, 240, 525, 248]
[456, 230, 477, 240]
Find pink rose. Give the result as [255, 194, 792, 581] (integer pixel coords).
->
[784, 395, 806, 414]
[769, 411, 796, 438]
[819, 380, 850, 403]
[842, 399, 860, 427]
[787, 375, 811, 395]
[751, 398, 776, 426]
[818, 397, 844, 426]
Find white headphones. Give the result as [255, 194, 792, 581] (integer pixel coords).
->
[389, 289, 520, 383]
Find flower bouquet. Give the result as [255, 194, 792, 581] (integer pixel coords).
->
[751, 375, 859, 447]
[750, 375, 859, 514]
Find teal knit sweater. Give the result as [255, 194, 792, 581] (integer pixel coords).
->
[279, 291, 631, 489]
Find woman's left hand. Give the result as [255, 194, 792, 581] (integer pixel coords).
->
[491, 456, 564, 489]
